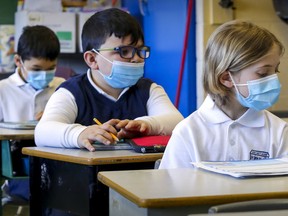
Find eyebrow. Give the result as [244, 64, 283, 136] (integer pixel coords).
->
[31, 64, 57, 68]
[256, 62, 280, 68]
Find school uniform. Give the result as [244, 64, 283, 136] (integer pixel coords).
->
[59, 72, 153, 126]
[0, 69, 65, 201]
[0, 69, 65, 122]
[35, 69, 184, 148]
[159, 95, 288, 169]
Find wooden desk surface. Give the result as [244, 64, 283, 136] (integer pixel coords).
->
[0, 128, 34, 140]
[22, 146, 163, 165]
[98, 168, 288, 208]
[190, 210, 288, 216]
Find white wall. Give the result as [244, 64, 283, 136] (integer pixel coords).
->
[196, 0, 288, 111]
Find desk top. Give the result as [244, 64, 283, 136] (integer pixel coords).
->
[190, 210, 288, 216]
[98, 168, 288, 208]
[0, 128, 34, 140]
[22, 147, 163, 165]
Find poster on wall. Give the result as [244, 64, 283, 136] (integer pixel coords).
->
[0, 25, 15, 73]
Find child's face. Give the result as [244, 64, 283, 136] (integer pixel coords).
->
[96, 34, 145, 76]
[231, 44, 281, 98]
[17, 57, 57, 80]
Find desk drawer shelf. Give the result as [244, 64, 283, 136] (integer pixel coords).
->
[1, 140, 31, 179]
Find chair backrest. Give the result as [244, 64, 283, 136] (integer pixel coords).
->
[55, 66, 76, 80]
[208, 199, 288, 214]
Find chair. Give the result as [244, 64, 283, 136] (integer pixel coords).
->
[2, 179, 29, 215]
[55, 66, 76, 80]
[208, 199, 288, 214]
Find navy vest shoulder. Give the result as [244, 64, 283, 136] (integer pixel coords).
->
[58, 73, 153, 126]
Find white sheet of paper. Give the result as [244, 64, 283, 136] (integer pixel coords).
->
[192, 157, 288, 178]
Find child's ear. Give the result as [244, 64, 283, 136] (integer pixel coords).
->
[220, 71, 234, 88]
[83, 51, 98, 70]
[14, 54, 22, 68]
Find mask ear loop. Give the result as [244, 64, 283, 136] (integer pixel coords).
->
[19, 58, 29, 83]
[91, 48, 113, 64]
[229, 72, 248, 86]
[228, 71, 249, 99]
[91, 48, 113, 78]
[19, 58, 27, 71]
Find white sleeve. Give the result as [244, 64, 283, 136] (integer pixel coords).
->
[135, 83, 184, 135]
[34, 87, 87, 148]
[159, 123, 193, 169]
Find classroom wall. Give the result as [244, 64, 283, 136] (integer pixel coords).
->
[141, 0, 196, 117]
[196, 0, 288, 111]
[2, 0, 287, 112]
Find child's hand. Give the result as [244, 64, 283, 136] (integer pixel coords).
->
[116, 119, 151, 139]
[78, 119, 120, 152]
[35, 111, 44, 121]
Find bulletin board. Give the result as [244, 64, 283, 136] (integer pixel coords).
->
[0, 1, 17, 24]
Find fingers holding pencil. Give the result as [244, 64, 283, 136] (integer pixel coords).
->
[78, 126, 114, 151]
[93, 118, 119, 142]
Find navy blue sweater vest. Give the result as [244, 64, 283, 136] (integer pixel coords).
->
[58, 73, 153, 126]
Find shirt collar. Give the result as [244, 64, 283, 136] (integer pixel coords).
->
[10, 68, 27, 87]
[198, 95, 265, 127]
[87, 69, 129, 101]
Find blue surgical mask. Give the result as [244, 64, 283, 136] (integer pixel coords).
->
[93, 49, 144, 88]
[230, 73, 281, 111]
[20, 59, 55, 89]
[27, 70, 55, 89]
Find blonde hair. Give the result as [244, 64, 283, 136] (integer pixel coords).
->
[203, 20, 284, 105]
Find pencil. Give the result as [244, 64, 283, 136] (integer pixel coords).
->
[93, 118, 119, 142]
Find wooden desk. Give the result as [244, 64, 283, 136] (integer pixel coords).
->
[22, 146, 163, 216]
[189, 210, 288, 216]
[0, 128, 34, 140]
[97, 168, 288, 216]
[0, 128, 34, 215]
[0, 128, 34, 178]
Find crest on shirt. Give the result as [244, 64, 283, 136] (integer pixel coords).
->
[250, 150, 269, 160]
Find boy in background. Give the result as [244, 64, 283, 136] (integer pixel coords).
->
[0, 25, 65, 204]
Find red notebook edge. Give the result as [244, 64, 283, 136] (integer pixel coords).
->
[128, 135, 171, 153]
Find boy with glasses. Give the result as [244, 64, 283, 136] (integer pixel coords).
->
[35, 8, 183, 151]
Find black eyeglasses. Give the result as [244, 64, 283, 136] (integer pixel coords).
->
[96, 45, 150, 59]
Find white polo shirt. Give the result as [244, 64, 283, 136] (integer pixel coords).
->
[159, 95, 288, 169]
[0, 69, 65, 122]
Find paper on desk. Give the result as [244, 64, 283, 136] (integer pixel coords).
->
[191, 157, 288, 178]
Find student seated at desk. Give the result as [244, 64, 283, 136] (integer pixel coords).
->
[35, 8, 184, 152]
[159, 20, 288, 169]
[0, 25, 65, 203]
